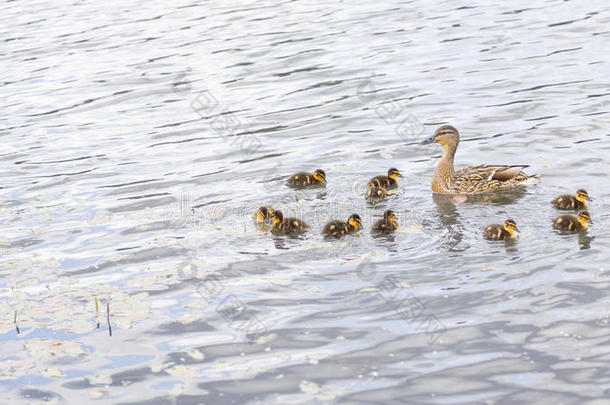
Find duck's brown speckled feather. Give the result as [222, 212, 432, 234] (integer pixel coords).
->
[552, 195, 586, 210]
[286, 172, 323, 187]
[369, 175, 397, 189]
[274, 218, 308, 234]
[484, 224, 512, 240]
[443, 165, 534, 194]
[371, 219, 398, 234]
[323, 220, 356, 237]
[365, 186, 388, 203]
[553, 214, 587, 232]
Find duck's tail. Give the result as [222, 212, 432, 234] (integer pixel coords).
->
[523, 173, 540, 185]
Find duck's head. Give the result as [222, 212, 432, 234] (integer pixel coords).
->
[270, 210, 283, 224]
[387, 168, 402, 179]
[577, 211, 592, 225]
[421, 125, 460, 147]
[503, 219, 519, 235]
[348, 213, 362, 229]
[383, 210, 396, 223]
[313, 169, 326, 183]
[576, 189, 592, 202]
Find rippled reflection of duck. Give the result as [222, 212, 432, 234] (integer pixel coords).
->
[552, 189, 591, 210]
[322, 214, 362, 238]
[286, 169, 326, 187]
[431, 193, 464, 251]
[421, 125, 538, 194]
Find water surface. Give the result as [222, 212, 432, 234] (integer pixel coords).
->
[1, 0, 610, 403]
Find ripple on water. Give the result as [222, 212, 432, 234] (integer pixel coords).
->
[1, 0, 610, 403]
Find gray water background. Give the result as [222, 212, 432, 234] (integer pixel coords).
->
[1, 0, 610, 403]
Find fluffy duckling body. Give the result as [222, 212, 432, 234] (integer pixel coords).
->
[369, 168, 401, 189]
[371, 210, 398, 235]
[253, 206, 274, 224]
[552, 189, 591, 210]
[322, 214, 362, 237]
[553, 211, 592, 232]
[270, 210, 308, 235]
[286, 169, 326, 187]
[421, 125, 538, 194]
[484, 219, 519, 240]
[365, 183, 388, 203]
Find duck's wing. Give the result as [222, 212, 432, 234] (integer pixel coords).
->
[455, 164, 530, 182]
[369, 175, 388, 188]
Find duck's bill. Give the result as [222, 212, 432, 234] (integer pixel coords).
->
[588, 219, 594, 225]
[586, 196, 593, 201]
[514, 226, 521, 233]
[420, 136, 435, 145]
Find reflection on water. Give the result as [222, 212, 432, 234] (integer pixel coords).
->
[1, 0, 610, 403]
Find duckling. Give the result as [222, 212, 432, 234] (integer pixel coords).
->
[553, 211, 592, 232]
[484, 219, 519, 240]
[253, 206, 274, 224]
[365, 182, 388, 203]
[369, 168, 401, 189]
[322, 214, 362, 237]
[552, 189, 591, 210]
[286, 169, 326, 187]
[270, 210, 308, 234]
[371, 210, 398, 234]
[421, 125, 538, 194]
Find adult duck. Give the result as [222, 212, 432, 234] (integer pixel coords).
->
[421, 125, 538, 194]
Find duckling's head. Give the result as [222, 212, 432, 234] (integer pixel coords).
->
[313, 169, 326, 183]
[577, 211, 592, 225]
[383, 210, 396, 222]
[421, 125, 460, 147]
[576, 189, 591, 202]
[348, 213, 362, 229]
[270, 210, 283, 224]
[387, 168, 402, 179]
[254, 206, 274, 224]
[503, 219, 519, 235]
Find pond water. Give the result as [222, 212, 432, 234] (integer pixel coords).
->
[1, 0, 610, 403]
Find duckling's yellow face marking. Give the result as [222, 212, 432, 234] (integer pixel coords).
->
[313, 169, 326, 183]
[270, 210, 283, 224]
[503, 219, 518, 234]
[578, 211, 591, 225]
[388, 168, 401, 179]
[348, 214, 362, 228]
[576, 189, 590, 202]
